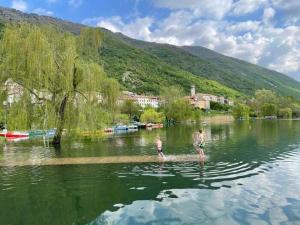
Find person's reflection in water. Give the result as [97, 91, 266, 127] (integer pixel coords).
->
[198, 154, 205, 179]
[157, 160, 165, 178]
[193, 130, 206, 177]
[53, 143, 62, 157]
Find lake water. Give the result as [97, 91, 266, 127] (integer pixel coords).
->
[0, 120, 300, 225]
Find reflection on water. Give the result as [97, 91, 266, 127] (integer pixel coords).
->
[0, 120, 300, 225]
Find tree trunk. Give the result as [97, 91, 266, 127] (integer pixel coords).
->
[52, 95, 68, 146]
[52, 63, 77, 146]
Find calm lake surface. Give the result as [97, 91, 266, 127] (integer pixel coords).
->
[0, 120, 300, 225]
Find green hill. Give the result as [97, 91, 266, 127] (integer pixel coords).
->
[115, 33, 300, 98]
[0, 6, 300, 99]
[99, 30, 241, 97]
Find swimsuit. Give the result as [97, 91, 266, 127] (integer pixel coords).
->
[157, 149, 163, 153]
[198, 142, 205, 148]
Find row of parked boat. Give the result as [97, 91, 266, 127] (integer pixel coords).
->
[0, 129, 56, 139]
[0, 122, 164, 141]
[104, 122, 164, 133]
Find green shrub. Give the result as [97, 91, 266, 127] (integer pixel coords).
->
[140, 109, 164, 123]
[261, 103, 277, 117]
[278, 108, 292, 119]
[210, 101, 230, 111]
[232, 103, 250, 119]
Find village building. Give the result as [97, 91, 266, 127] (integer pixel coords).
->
[184, 85, 210, 110]
[185, 85, 234, 110]
[4, 79, 24, 105]
[3, 80, 233, 111]
[4, 79, 55, 105]
[118, 91, 161, 109]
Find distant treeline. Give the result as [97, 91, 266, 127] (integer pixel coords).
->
[232, 90, 300, 119]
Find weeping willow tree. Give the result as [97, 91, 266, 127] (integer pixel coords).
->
[0, 23, 120, 145]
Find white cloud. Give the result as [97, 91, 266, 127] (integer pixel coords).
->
[82, 0, 300, 79]
[272, 0, 300, 14]
[94, 16, 123, 33]
[68, 0, 82, 7]
[260, 26, 300, 75]
[32, 8, 53, 16]
[232, 0, 268, 15]
[263, 7, 276, 23]
[11, 0, 28, 12]
[271, 0, 300, 23]
[153, 0, 233, 20]
[226, 21, 261, 34]
[96, 16, 154, 41]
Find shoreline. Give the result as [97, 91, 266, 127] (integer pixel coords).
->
[202, 114, 234, 124]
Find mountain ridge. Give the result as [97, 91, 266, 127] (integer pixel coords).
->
[114, 32, 300, 97]
[0, 6, 300, 99]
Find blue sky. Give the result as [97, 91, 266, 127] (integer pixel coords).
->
[1, 0, 300, 80]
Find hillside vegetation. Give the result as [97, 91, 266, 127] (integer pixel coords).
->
[100, 31, 242, 98]
[116, 33, 300, 98]
[0, 6, 300, 99]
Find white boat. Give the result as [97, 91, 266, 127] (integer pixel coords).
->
[113, 125, 128, 131]
[128, 125, 138, 130]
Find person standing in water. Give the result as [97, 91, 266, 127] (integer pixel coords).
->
[156, 135, 166, 159]
[193, 129, 205, 157]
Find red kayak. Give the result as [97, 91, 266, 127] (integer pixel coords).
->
[0, 131, 29, 138]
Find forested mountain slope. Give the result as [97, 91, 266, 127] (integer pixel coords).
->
[115, 33, 300, 98]
[1, 6, 299, 99]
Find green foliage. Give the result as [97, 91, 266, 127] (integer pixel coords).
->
[255, 90, 278, 106]
[278, 96, 294, 109]
[0, 24, 120, 143]
[0, 91, 6, 125]
[210, 101, 230, 111]
[251, 90, 278, 117]
[77, 27, 102, 62]
[261, 103, 278, 117]
[100, 32, 242, 98]
[278, 108, 292, 119]
[246, 89, 300, 118]
[2, 9, 300, 100]
[101, 78, 121, 112]
[291, 103, 300, 117]
[72, 98, 112, 131]
[140, 108, 164, 123]
[192, 108, 202, 121]
[113, 114, 130, 124]
[120, 100, 142, 120]
[160, 85, 184, 104]
[232, 103, 250, 119]
[118, 36, 300, 99]
[165, 99, 193, 122]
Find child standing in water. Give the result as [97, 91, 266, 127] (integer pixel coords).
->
[156, 136, 166, 159]
[193, 129, 205, 157]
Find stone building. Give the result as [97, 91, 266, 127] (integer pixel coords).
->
[185, 85, 234, 110]
[118, 91, 161, 109]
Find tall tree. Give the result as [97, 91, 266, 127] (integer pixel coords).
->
[0, 24, 110, 145]
[160, 85, 184, 106]
[232, 103, 250, 119]
[120, 100, 141, 120]
[165, 99, 193, 122]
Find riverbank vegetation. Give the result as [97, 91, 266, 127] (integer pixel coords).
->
[0, 24, 121, 144]
[233, 89, 300, 119]
[0, 24, 204, 145]
[0, 23, 299, 145]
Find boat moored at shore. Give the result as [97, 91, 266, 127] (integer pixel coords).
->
[0, 130, 29, 138]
